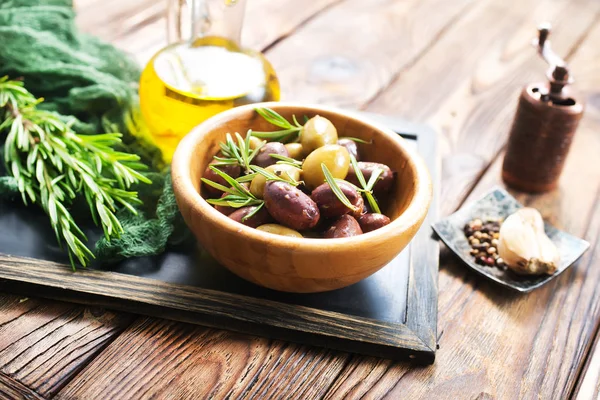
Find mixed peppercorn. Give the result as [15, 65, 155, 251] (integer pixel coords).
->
[463, 218, 506, 268]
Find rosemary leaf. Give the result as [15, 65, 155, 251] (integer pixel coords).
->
[250, 107, 303, 142]
[270, 154, 302, 167]
[251, 165, 300, 186]
[339, 136, 372, 144]
[254, 107, 293, 129]
[365, 192, 381, 214]
[321, 163, 356, 212]
[242, 202, 265, 222]
[349, 154, 368, 188]
[349, 154, 382, 213]
[236, 173, 258, 183]
[365, 168, 383, 192]
[201, 177, 236, 194]
[209, 165, 254, 196]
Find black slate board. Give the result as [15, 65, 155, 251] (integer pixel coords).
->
[0, 113, 439, 364]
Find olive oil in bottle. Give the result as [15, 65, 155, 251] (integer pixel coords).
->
[139, 0, 280, 161]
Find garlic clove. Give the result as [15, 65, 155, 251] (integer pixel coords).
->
[497, 207, 559, 276]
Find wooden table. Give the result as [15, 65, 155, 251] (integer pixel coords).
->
[1, 0, 600, 398]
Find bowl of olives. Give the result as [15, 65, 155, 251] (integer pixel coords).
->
[172, 102, 432, 293]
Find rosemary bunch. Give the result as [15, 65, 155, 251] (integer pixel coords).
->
[0, 77, 150, 269]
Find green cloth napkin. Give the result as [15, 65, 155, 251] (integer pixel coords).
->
[0, 0, 191, 263]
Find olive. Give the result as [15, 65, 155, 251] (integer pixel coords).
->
[264, 181, 320, 230]
[203, 160, 241, 197]
[346, 161, 394, 195]
[228, 205, 271, 228]
[253, 142, 289, 168]
[358, 213, 391, 233]
[302, 144, 350, 189]
[248, 136, 265, 150]
[257, 224, 303, 238]
[249, 164, 301, 198]
[284, 143, 304, 160]
[324, 215, 363, 238]
[301, 115, 338, 154]
[337, 138, 360, 161]
[311, 181, 362, 218]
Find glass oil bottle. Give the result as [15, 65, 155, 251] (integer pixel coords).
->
[139, 0, 280, 161]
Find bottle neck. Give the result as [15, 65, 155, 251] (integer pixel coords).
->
[191, 0, 246, 46]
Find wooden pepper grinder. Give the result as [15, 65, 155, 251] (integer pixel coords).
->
[502, 23, 584, 192]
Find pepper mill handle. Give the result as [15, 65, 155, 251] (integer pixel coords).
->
[533, 23, 573, 98]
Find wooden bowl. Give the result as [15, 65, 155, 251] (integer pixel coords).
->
[171, 103, 432, 293]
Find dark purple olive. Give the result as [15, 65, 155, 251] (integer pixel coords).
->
[203, 160, 241, 197]
[253, 142, 289, 168]
[228, 205, 271, 228]
[264, 181, 320, 230]
[337, 138, 360, 161]
[324, 215, 363, 238]
[311, 181, 362, 218]
[358, 213, 391, 233]
[346, 161, 394, 195]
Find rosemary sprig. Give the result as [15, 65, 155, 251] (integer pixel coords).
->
[321, 163, 358, 212]
[349, 154, 382, 214]
[251, 165, 301, 186]
[202, 166, 264, 221]
[251, 107, 303, 142]
[216, 131, 263, 174]
[0, 76, 150, 269]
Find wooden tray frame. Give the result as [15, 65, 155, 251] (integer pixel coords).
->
[0, 114, 439, 364]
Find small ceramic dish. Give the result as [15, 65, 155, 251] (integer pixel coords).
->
[432, 187, 589, 292]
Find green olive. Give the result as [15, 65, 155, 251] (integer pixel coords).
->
[301, 115, 338, 154]
[285, 143, 304, 160]
[257, 224, 303, 238]
[249, 164, 302, 198]
[248, 136, 265, 150]
[302, 144, 350, 189]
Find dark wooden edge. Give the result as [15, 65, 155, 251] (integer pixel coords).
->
[366, 114, 439, 355]
[0, 255, 433, 363]
[0, 117, 439, 364]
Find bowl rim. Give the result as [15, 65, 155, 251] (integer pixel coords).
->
[171, 102, 433, 250]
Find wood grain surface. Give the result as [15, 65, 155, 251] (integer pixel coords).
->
[0, 294, 132, 397]
[1, 0, 600, 398]
[0, 372, 46, 400]
[56, 318, 351, 400]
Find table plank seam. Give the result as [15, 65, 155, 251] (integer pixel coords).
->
[318, 354, 356, 400]
[261, 0, 347, 54]
[360, 0, 479, 112]
[0, 371, 47, 400]
[46, 318, 136, 397]
[0, 304, 41, 331]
